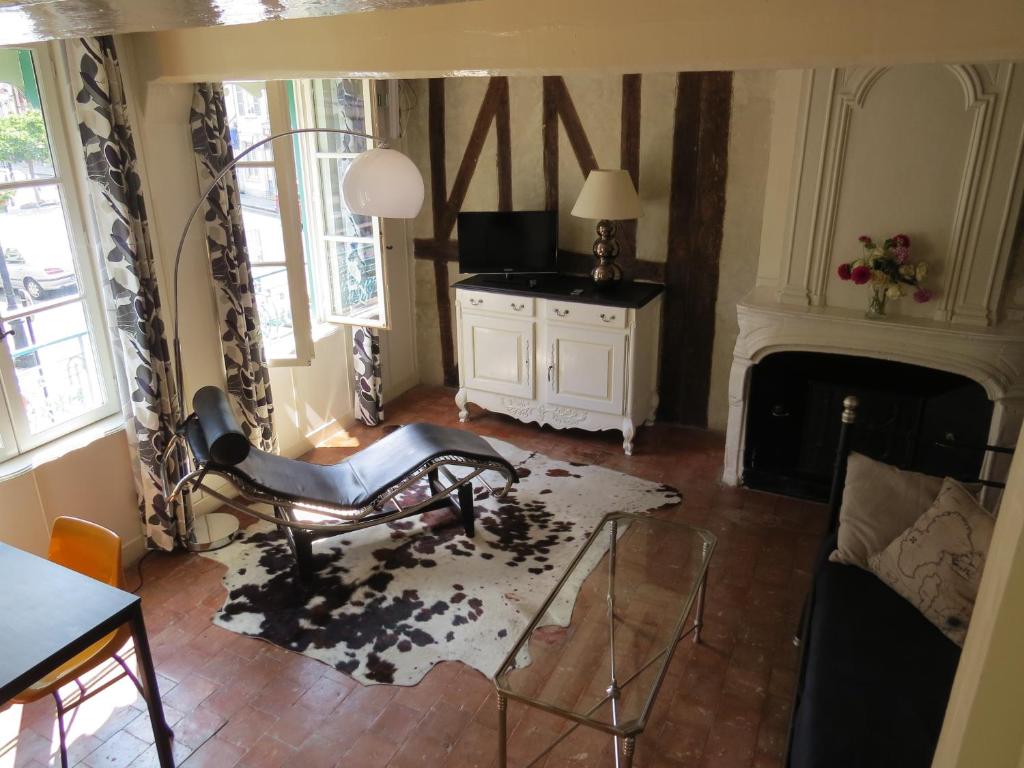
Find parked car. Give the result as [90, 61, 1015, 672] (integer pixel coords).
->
[2, 248, 77, 299]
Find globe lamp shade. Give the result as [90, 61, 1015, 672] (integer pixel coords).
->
[341, 147, 425, 219]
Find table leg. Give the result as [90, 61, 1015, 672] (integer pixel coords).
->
[497, 692, 508, 768]
[621, 736, 635, 768]
[694, 570, 707, 644]
[129, 605, 175, 767]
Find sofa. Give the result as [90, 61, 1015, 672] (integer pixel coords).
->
[784, 394, 1000, 768]
[787, 531, 961, 767]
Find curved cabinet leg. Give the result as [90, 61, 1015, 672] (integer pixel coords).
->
[455, 388, 469, 422]
[622, 418, 635, 456]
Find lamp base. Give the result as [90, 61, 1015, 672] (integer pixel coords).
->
[591, 260, 623, 287]
[188, 511, 240, 552]
[591, 219, 622, 287]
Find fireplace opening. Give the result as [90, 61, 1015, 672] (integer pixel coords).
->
[743, 352, 993, 500]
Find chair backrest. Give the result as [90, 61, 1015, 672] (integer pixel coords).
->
[48, 516, 123, 589]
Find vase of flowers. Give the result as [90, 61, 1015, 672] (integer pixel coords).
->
[837, 234, 932, 319]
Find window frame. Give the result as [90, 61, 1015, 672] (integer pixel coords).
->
[222, 80, 314, 367]
[0, 43, 118, 459]
[294, 78, 392, 331]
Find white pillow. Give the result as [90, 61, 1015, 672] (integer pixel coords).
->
[830, 452, 944, 570]
[867, 478, 993, 646]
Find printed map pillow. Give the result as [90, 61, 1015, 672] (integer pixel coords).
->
[867, 478, 994, 646]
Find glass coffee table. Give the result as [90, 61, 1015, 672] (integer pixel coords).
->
[494, 511, 716, 767]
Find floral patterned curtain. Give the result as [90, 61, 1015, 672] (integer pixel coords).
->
[353, 326, 383, 426]
[189, 83, 276, 452]
[68, 37, 189, 551]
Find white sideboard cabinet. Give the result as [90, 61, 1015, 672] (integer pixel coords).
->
[453, 275, 664, 454]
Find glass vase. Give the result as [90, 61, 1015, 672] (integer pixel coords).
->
[866, 286, 888, 319]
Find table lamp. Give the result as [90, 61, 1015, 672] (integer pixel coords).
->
[570, 169, 642, 287]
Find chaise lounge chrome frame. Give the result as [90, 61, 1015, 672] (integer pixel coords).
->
[161, 411, 518, 583]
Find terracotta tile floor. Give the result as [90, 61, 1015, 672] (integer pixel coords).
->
[1, 385, 827, 768]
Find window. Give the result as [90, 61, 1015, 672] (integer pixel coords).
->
[222, 81, 312, 365]
[297, 79, 389, 328]
[222, 77, 390, 369]
[0, 46, 117, 461]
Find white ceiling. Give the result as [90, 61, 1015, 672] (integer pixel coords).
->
[0, 0, 466, 46]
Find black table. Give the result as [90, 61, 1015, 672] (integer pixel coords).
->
[0, 543, 175, 767]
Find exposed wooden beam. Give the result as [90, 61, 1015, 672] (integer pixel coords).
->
[549, 76, 598, 177]
[661, 71, 732, 427]
[433, 259, 458, 386]
[427, 78, 447, 238]
[542, 76, 559, 211]
[427, 77, 455, 385]
[495, 77, 512, 211]
[438, 78, 506, 239]
[618, 74, 642, 262]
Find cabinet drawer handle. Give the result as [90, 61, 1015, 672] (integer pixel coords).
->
[510, 302, 525, 312]
[468, 297, 483, 306]
[600, 313, 617, 323]
[553, 308, 570, 318]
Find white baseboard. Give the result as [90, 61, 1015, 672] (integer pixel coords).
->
[122, 534, 147, 566]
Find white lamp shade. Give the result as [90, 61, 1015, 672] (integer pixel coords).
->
[342, 147, 425, 219]
[570, 169, 642, 221]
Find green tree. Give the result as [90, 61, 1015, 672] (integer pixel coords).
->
[0, 111, 48, 165]
[0, 110, 49, 202]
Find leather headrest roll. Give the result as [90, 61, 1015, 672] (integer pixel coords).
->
[192, 385, 250, 466]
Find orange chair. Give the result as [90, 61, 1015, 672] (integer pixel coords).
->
[10, 517, 158, 768]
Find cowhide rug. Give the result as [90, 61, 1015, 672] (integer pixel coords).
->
[202, 437, 680, 686]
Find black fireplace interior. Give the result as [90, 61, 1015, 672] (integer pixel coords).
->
[743, 352, 994, 501]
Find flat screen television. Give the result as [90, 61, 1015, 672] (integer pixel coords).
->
[457, 211, 558, 275]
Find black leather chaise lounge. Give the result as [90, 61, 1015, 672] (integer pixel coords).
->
[165, 386, 518, 582]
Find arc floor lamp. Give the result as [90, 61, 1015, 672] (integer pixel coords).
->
[164, 127, 425, 551]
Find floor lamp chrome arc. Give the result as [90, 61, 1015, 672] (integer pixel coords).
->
[165, 127, 425, 551]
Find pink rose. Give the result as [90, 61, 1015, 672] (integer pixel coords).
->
[913, 288, 932, 303]
[837, 263, 852, 280]
[851, 265, 872, 285]
[858, 235, 872, 244]
[895, 246, 910, 264]
[894, 234, 911, 248]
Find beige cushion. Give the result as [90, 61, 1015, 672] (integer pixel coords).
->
[867, 478, 993, 646]
[830, 453, 944, 569]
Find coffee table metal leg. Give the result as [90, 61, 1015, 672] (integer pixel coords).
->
[497, 692, 508, 767]
[694, 570, 707, 644]
[621, 736, 635, 768]
[130, 606, 175, 767]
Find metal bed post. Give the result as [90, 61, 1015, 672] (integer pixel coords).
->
[826, 396, 859, 534]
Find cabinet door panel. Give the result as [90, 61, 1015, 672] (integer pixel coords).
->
[548, 327, 625, 415]
[460, 314, 534, 399]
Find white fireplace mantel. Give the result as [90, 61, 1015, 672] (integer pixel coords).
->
[722, 288, 1024, 486]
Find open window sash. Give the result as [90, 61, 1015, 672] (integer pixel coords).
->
[264, 81, 314, 366]
[296, 78, 391, 331]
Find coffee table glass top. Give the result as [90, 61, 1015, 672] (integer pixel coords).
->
[494, 512, 715, 736]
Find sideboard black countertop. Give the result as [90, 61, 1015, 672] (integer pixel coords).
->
[453, 274, 664, 309]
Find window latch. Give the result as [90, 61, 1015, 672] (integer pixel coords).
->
[0, 321, 14, 341]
